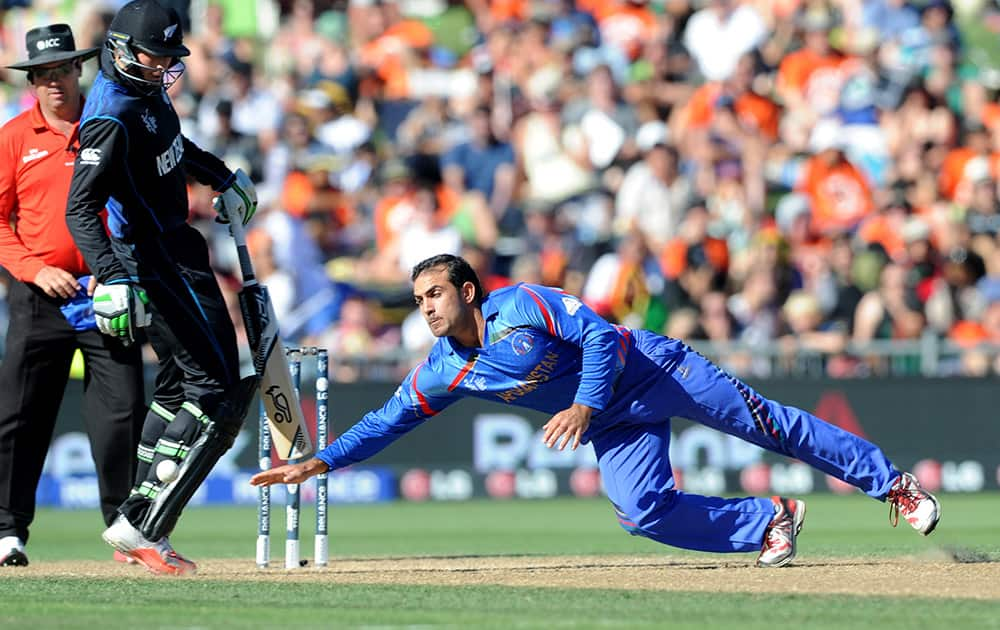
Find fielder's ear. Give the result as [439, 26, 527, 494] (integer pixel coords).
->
[462, 281, 477, 305]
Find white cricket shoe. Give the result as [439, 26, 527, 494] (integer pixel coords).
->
[102, 515, 197, 575]
[756, 496, 806, 568]
[887, 472, 941, 535]
[0, 535, 28, 567]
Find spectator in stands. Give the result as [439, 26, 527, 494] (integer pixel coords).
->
[583, 230, 665, 327]
[780, 289, 848, 355]
[855, 260, 926, 343]
[729, 264, 780, 346]
[198, 57, 281, 150]
[200, 100, 261, 182]
[776, 8, 845, 127]
[260, 111, 325, 209]
[513, 66, 597, 210]
[614, 139, 691, 252]
[304, 80, 372, 156]
[683, 0, 767, 82]
[441, 104, 516, 220]
[926, 247, 987, 335]
[562, 64, 639, 173]
[796, 118, 876, 236]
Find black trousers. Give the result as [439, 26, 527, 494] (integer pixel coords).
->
[0, 280, 145, 543]
[113, 225, 240, 526]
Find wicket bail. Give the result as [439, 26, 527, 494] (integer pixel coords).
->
[256, 346, 329, 569]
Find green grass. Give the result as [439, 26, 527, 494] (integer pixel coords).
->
[3, 494, 999, 629]
[22, 493, 1000, 560]
[3, 580, 999, 629]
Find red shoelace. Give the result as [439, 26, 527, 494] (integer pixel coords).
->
[887, 482, 920, 528]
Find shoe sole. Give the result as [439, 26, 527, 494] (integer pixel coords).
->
[124, 548, 197, 576]
[758, 499, 807, 569]
[113, 550, 138, 565]
[0, 550, 28, 567]
[127, 548, 181, 575]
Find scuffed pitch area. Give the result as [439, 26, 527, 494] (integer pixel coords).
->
[7, 553, 1000, 600]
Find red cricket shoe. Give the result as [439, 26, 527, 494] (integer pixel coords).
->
[102, 516, 197, 576]
[887, 472, 941, 536]
[756, 496, 806, 568]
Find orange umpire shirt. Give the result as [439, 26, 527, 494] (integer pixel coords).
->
[0, 99, 89, 283]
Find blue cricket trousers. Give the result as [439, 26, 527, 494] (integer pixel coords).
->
[591, 335, 899, 553]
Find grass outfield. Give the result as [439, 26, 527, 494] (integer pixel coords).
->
[3, 493, 999, 629]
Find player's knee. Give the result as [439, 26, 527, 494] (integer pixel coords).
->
[610, 501, 650, 537]
[609, 491, 680, 539]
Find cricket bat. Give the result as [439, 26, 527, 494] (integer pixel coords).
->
[226, 206, 313, 461]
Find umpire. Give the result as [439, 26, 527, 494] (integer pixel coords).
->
[0, 24, 145, 567]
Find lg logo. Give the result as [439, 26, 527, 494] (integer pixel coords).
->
[36, 37, 61, 51]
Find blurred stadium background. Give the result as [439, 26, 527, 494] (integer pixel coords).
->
[2, 0, 999, 507]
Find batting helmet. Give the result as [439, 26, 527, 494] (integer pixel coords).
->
[106, 0, 189, 94]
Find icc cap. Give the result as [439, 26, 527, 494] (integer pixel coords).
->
[7, 23, 99, 70]
[109, 0, 190, 58]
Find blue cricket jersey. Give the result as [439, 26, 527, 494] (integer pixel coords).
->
[316, 283, 670, 470]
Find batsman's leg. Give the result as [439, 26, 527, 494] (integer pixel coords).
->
[132, 401, 176, 493]
[140, 376, 257, 541]
[104, 375, 254, 577]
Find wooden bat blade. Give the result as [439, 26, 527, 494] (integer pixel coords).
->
[238, 284, 314, 461]
[261, 336, 314, 460]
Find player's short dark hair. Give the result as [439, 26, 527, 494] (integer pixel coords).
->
[411, 254, 486, 305]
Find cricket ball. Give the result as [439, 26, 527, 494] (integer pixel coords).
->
[156, 460, 179, 483]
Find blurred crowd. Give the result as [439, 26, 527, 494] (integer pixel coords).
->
[3, 0, 1000, 379]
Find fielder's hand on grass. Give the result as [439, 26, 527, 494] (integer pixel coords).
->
[250, 458, 329, 486]
[542, 403, 593, 451]
[92, 282, 151, 346]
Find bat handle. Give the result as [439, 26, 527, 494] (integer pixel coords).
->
[227, 212, 257, 282]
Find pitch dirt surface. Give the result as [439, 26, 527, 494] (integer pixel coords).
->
[12, 553, 1000, 600]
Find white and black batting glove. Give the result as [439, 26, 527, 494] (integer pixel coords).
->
[92, 283, 151, 346]
[213, 168, 258, 226]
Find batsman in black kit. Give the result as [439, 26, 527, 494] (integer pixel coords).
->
[65, 0, 258, 575]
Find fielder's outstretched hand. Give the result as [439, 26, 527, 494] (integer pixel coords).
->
[250, 458, 329, 487]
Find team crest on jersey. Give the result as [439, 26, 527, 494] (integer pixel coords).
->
[141, 109, 157, 134]
[561, 296, 582, 316]
[510, 331, 535, 356]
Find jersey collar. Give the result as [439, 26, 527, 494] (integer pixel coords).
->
[480, 292, 500, 322]
[28, 96, 84, 150]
